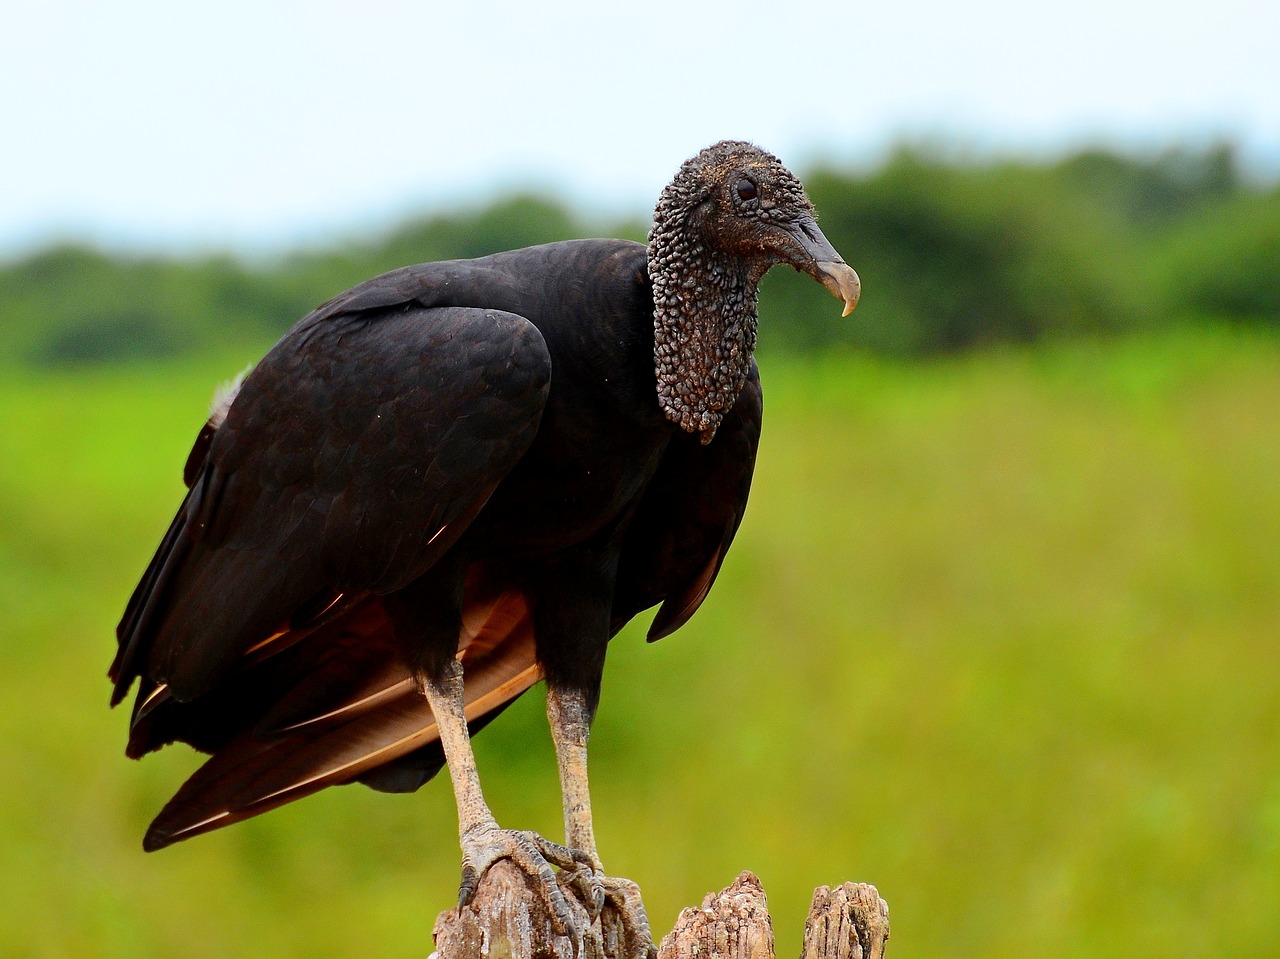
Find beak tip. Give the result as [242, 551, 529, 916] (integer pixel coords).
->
[815, 260, 861, 317]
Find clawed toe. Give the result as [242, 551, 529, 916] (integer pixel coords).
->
[458, 826, 591, 934]
[561, 861, 607, 917]
[597, 875, 656, 959]
[552, 868, 654, 959]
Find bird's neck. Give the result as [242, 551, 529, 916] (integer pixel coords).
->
[648, 244, 760, 444]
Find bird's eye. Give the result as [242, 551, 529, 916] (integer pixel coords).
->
[735, 178, 758, 202]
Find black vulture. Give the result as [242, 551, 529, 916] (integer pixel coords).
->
[110, 140, 860, 937]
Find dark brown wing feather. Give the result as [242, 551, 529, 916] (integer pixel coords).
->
[110, 304, 551, 706]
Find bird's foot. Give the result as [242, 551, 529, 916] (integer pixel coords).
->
[559, 863, 656, 959]
[457, 825, 593, 935]
[600, 875, 656, 959]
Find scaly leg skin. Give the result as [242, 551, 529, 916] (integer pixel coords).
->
[423, 659, 592, 935]
[547, 685, 656, 959]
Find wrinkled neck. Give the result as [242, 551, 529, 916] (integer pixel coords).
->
[648, 233, 760, 444]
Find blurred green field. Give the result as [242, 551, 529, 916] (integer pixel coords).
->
[1, 325, 1278, 958]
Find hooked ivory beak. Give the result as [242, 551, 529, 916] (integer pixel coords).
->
[814, 260, 861, 316]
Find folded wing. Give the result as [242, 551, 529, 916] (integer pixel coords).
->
[112, 303, 550, 705]
[110, 301, 552, 846]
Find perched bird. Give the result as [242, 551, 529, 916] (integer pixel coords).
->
[110, 140, 859, 936]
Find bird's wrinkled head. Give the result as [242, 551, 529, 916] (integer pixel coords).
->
[651, 140, 860, 316]
[648, 141, 860, 442]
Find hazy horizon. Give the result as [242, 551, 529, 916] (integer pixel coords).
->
[5, 0, 1276, 258]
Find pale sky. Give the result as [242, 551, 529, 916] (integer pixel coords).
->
[2, 0, 1276, 257]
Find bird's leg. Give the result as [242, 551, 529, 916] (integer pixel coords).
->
[547, 684, 654, 954]
[547, 684, 601, 868]
[422, 658, 591, 933]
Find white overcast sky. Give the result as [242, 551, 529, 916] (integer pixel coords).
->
[2, 0, 1277, 257]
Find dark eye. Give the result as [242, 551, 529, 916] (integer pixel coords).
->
[735, 178, 758, 202]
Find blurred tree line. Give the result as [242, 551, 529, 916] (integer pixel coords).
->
[2, 143, 1276, 367]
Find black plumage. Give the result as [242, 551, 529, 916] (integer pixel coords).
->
[110, 140, 859, 929]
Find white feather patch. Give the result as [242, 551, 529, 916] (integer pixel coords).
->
[208, 366, 253, 428]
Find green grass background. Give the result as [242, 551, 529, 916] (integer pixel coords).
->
[2, 325, 1278, 957]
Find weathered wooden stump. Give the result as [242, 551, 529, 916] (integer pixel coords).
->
[799, 882, 890, 959]
[430, 860, 649, 959]
[431, 866, 888, 959]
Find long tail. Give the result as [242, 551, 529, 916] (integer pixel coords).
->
[138, 585, 540, 851]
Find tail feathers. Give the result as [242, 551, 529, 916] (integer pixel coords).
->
[354, 698, 516, 794]
[144, 680, 439, 851]
[142, 590, 541, 851]
[125, 601, 382, 760]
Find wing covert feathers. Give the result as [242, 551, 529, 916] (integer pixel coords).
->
[111, 304, 550, 707]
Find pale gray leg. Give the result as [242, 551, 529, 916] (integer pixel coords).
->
[547, 685, 655, 957]
[547, 684, 601, 867]
[423, 659, 590, 933]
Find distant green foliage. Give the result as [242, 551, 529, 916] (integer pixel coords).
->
[1157, 187, 1280, 321]
[1, 145, 1276, 367]
[1054, 143, 1242, 226]
[763, 153, 1149, 355]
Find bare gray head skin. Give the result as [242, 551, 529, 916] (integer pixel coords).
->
[648, 140, 860, 443]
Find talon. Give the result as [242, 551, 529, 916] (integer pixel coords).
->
[598, 876, 655, 959]
[561, 861, 606, 919]
[457, 863, 479, 909]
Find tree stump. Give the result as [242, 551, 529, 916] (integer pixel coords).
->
[430, 861, 649, 959]
[431, 866, 888, 959]
[799, 882, 890, 959]
[656, 871, 774, 959]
